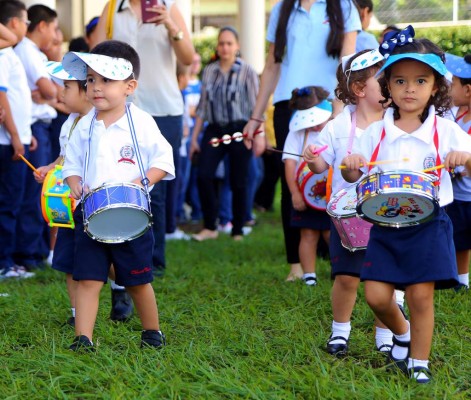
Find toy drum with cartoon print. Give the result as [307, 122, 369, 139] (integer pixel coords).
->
[82, 182, 152, 243]
[41, 165, 76, 229]
[356, 170, 439, 228]
[327, 184, 372, 251]
[296, 161, 328, 210]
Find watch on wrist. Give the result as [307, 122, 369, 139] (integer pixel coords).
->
[172, 30, 184, 41]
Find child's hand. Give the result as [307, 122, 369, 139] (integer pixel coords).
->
[341, 154, 368, 171]
[34, 165, 53, 184]
[292, 191, 307, 212]
[303, 144, 320, 164]
[445, 151, 471, 170]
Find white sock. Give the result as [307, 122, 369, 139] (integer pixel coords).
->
[71, 307, 75, 317]
[458, 273, 469, 287]
[395, 290, 405, 308]
[375, 326, 393, 351]
[110, 280, 125, 291]
[302, 273, 317, 285]
[330, 321, 351, 344]
[408, 358, 429, 380]
[391, 320, 410, 360]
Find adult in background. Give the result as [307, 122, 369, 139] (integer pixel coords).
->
[94, 0, 194, 277]
[189, 27, 259, 241]
[243, 0, 361, 280]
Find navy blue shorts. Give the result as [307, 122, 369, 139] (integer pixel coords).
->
[446, 200, 471, 251]
[361, 208, 458, 290]
[52, 227, 75, 274]
[72, 207, 154, 287]
[291, 207, 330, 230]
[329, 220, 365, 277]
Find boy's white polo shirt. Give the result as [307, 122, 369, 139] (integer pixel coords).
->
[314, 105, 365, 195]
[352, 106, 471, 207]
[0, 47, 32, 145]
[14, 37, 57, 123]
[63, 103, 175, 192]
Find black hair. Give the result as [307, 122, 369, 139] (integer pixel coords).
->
[69, 36, 89, 53]
[274, 0, 351, 62]
[335, 49, 384, 105]
[27, 4, 57, 33]
[354, 0, 373, 12]
[90, 40, 140, 80]
[0, 0, 27, 25]
[289, 86, 330, 111]
[378, 38, 452, 121]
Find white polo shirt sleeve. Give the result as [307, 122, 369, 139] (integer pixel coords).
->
[282, 130, 303, 163]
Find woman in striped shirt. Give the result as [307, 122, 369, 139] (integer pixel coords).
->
[190, 26, 259, 241]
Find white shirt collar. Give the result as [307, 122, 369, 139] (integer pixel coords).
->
[384, 106, 436, 145]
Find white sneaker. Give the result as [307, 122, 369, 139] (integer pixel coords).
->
[9, 266, 35, 279]
[218, 222, 233, 234]
[242, 226, 252, 236]
[165, 229, 191, 241]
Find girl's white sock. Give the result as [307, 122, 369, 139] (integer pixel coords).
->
[330, 320, 351, 344]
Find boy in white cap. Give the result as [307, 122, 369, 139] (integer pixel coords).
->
[445, 53, 471, 291]
[62, 40, 175, 351]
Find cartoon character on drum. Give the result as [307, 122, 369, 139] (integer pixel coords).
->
[282, 86, 333, 286]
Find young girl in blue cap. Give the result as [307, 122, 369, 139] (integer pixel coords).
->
[341, 26, 471, 383]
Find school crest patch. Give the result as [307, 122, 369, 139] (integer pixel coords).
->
[118, 145, 135, 164]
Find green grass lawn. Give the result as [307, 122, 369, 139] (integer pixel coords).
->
[1, 206, 470, 399]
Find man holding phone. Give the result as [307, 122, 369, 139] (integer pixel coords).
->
[94, 1, 194, 282]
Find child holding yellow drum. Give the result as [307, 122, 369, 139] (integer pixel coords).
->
[35, 61, 92, 326]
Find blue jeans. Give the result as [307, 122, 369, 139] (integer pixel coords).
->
[0, 145, 28, 269]
[245, 155, 263, 222]
[15, 121, 52, 266]
[151, 115, 182, 268]
[218, 156, 232, 225]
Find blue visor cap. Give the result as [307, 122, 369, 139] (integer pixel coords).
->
[445, 53, 471, 79]
[377, 53, 448, 77]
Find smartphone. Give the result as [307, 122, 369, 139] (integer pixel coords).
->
[141, 0, 161, 23]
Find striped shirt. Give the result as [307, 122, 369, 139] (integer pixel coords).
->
[196, 58, 259, 125]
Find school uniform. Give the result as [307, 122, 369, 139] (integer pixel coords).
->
[62, 104, 175, 286]
[51, 113, 80, 274]
[0, 47, 32, 270]
[446, 116, 471, 251]
[14, 37, 57, 267]
[314, 106, 367, 276]
[283, 128, 330, 231]
[353, 106, 471, 289]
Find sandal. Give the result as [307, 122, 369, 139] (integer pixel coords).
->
[285, 263, 303, 282]
[326, 335, 348, 357]
[387, 336, 410, 373]
[409, 366, 432, 384]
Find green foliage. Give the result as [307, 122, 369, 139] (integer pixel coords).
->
[1, 207, 471, 398]
[194, 35, 217, 69]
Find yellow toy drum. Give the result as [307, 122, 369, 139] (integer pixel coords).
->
[41, 165, 76, 228]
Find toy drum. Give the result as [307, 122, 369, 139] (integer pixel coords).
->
[296, 161, 328, 210]
[327, 184, 372, 252]
[82, 183, 152, 243]
[41, 165, 76, 229]
[356, 170, 439, 228]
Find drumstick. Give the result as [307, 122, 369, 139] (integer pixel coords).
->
[18, 154, 39, 174]
[422, 164, 445, 173]
[338, 158, 410, 169]
[268, 144, 329, 158]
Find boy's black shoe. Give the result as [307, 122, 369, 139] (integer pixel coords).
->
[110, 288, 133, 322]
[69, 335, 94, 352]
[141, 330, 166, 348]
